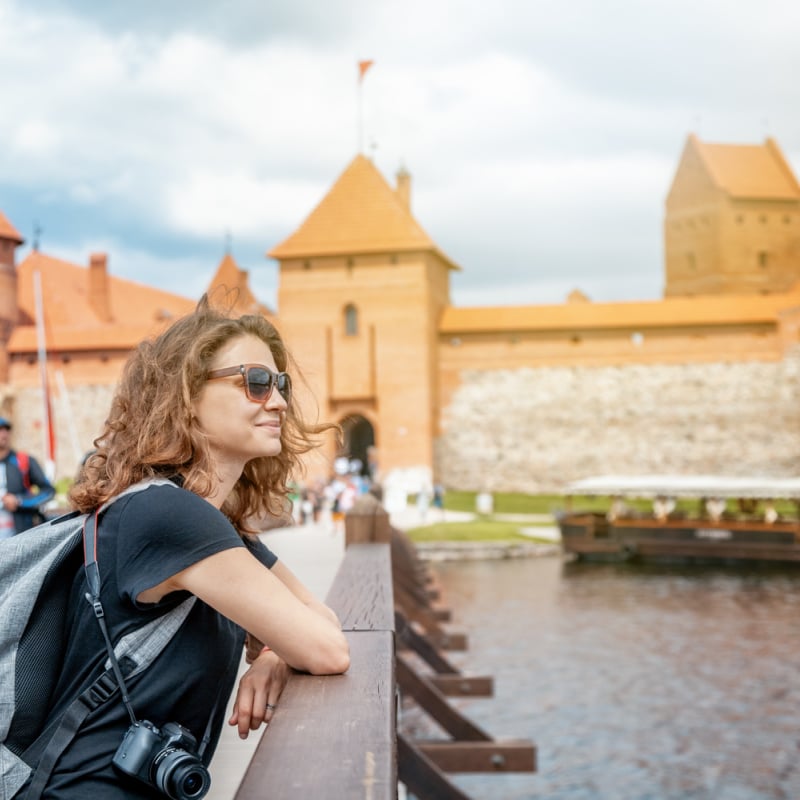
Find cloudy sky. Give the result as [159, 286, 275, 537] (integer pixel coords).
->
[1, 0, 798, 310]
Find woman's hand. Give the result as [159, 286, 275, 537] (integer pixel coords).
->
[229, 649, 290, 738]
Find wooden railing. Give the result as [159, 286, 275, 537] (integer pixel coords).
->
[234, 540, 397, 799]
[234, 495, 535, 799]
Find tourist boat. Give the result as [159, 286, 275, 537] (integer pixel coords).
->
[557, 475, 800, 563]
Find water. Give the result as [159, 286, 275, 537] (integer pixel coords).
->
[402, 556, 800, 799]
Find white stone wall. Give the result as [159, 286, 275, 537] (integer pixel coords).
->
[435, 351, 800, 493]
[3, 383, 116, 481]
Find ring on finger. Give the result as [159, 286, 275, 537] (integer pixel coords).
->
[266, 703, 277, 711]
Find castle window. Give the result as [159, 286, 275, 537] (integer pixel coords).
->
[344, 304, 359, 336]
[758, 251, 769, 269]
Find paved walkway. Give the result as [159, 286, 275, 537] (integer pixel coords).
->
[206, 519, 346, 800]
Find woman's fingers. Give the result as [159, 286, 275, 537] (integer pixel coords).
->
[230, 651, 289, 737]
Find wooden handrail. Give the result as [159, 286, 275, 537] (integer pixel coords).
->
[234, 542, 397, 799]
[234, 495, 536, 799]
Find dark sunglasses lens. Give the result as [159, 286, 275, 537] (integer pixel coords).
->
[277, 374, 292, 402]
[246, 369, 273, 401]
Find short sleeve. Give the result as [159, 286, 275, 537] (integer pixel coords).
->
[112, 484, 245, 607]
[244, 534, 279, 569]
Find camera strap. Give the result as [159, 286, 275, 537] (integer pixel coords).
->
[83, 509, 139, 725]
[81, 505, 230, 761]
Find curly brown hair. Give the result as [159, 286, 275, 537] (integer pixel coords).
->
[69, 295, 334, 532]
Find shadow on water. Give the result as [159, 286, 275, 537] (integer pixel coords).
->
[406, 556, 800, 800]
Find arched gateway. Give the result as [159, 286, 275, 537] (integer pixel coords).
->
[339, 414, 375, 477]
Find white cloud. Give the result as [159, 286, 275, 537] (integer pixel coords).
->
[163, 170, 325, 236]
[1, 0, 799, 310]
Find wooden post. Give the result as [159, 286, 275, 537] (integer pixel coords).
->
[345, 492, 392, 545]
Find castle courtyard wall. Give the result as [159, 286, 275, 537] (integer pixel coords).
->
[435, 352, 800, 493]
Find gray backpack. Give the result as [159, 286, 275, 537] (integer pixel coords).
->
[0, 478, 194, 799]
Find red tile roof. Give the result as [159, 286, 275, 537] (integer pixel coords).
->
[439, 284, 800, 333]
[268, 154, 459, 269]
[207, 253, 273, 317]
[8, 251, 196, 353]
[0, 210, 24, 244]
[691, 135, 800, 200]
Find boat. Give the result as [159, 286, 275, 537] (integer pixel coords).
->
[557, 475, 800, 564]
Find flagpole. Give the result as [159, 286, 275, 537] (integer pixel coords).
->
[33, 270, 55, 480]
[357, 75, 363, 154]
[357, 59, 374, 155]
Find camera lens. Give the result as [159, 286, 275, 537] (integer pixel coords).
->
[181, 771, 205, 796]
[154, 748, 211, 799]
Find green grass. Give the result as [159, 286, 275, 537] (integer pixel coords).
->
[434, 490, 800, 518]
[405, 489, 800, 544]
[437, 490, 561, 514]
[406, 520, 548, 543]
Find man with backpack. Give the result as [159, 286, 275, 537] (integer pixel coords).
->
[0, 416, 55, 537]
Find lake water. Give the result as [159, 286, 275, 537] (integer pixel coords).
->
[401, 556, 800, 800]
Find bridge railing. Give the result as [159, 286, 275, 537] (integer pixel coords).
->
[234, 539, 397, 799]
[234, 494, 535, 799]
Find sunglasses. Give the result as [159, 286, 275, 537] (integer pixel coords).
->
[207, 363, 292, 404]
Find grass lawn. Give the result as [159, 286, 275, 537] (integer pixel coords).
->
[433, 490, 800, 518]
[406, 519, 554, 544]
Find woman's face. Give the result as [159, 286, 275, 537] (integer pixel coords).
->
[193, 334, 287, 470]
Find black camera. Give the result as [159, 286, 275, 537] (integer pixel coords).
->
[112, 720, 211, 799]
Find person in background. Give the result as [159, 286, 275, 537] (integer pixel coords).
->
[0, 416, 55, 537]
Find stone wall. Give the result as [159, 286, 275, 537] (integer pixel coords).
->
[3, 383, 116, 481]
[434, 350, 800, 493]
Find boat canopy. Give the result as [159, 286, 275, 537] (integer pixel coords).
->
[566, 475, 800, 500]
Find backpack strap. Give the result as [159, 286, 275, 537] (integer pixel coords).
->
[16, 453, 30, 491]
[9, 451, 30, 491]
[21, 480, 192, 800]
[22, 669, 123, 799]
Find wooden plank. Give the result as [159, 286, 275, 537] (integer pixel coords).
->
[398, 734, 472, 800]
[325, 543, 395, 632]
[416, 741, 536, 773]
[394, 583, 468, 650]
[345, 501, 393, 544]
[428, 675, 494, 697]
[395, 611, 460, 675]
[396, 655, 490, 742]
[235, 631, 396, 800]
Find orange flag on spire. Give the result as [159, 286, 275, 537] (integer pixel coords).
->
[358, 59, 374, 81]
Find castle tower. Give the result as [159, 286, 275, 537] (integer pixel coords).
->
[0, 211, 24, 382]
[268, 155, 460, 488]
[665, 134, 800, 296]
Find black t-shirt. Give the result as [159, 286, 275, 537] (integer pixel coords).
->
[40, 483, 277, 799]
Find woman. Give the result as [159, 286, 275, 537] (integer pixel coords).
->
[37, 296, 349, 798]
